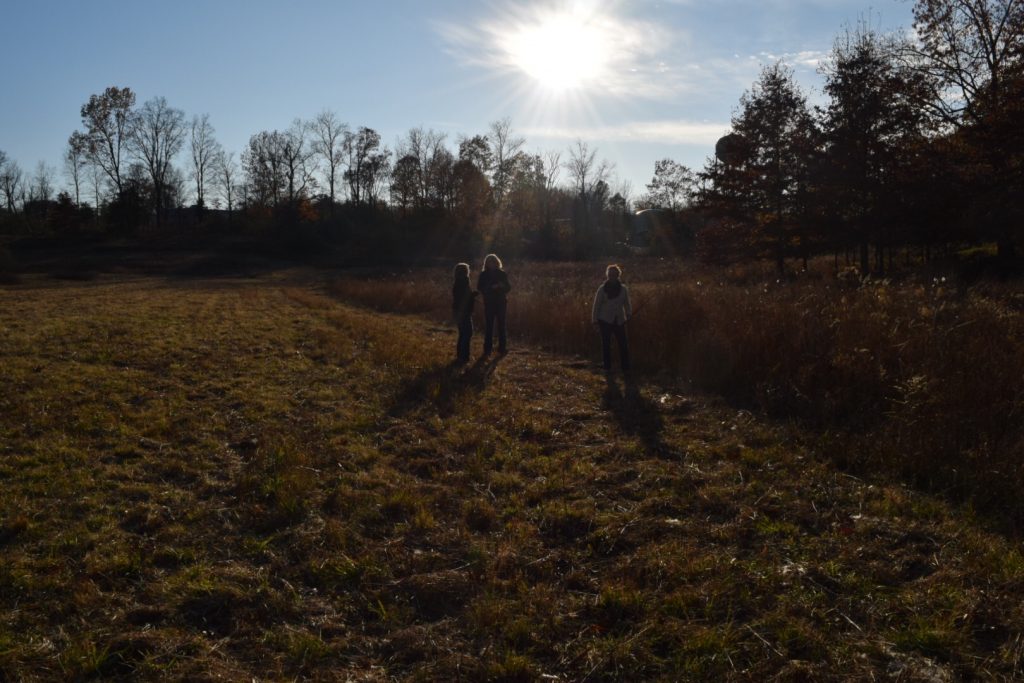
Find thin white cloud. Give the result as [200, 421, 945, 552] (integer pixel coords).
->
[521, 120, 730, 145]
[752, 49, 829, 70]
[791, 49, 828, 68]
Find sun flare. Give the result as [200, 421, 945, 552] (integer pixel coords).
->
[502, 11, 612, 92]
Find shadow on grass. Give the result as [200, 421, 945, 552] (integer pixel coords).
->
[389, 354, 504, 418]
[602, 373, 668, 457]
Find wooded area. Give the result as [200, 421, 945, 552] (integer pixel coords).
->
[1, 0, 1021, 271]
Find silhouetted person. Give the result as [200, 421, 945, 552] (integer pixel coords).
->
[452, 262, 477, 363]
[592, 264, 631, 372]
[477, 253, 511, 355]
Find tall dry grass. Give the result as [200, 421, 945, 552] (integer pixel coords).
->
[329, 260, 1024, 527]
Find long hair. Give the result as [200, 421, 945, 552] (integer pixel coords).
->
[482, 253, 503, 271]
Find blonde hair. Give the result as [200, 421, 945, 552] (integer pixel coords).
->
[482, 253, 503, 271]
[606, 264, 622, 278]
[453, 262, 470, 277]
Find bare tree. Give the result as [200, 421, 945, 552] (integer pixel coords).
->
[543, 150, 562, 191]
[241, 124, 315, 208]
[189, 114, 221, 208]
[531, 150, 562, 235]
[88, 162, 104, 221]
[644, 159, 696, 211]
[311, 110, 348, 211]
[396, 127, 448, 207]
[564, 140, 612, 198]
[0, 156, 22, 212]
[131, 96, 186, 222]
[615, 179, 634, 208]
[362, 148, 392, 207]
[457, 134, 492, 173]
[343, 127, 384, 206]
[216, 151, 239, 217]
[65, 132, 90, 206]
[427, 147, 456, 210]
[280, 119, 317, 204]
[906, 0, 1024, 258]
[80, 86, 136, 194]
[564, 140, 614, 252]
[244, 130, 285, 207]
[489, 118, 525, 205]
[0, 150, 8, 212]
[29, 162, 56, 202]
[906, 0, 1024, 126]
[390, 154, 419, 212]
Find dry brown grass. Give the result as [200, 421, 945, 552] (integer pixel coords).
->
[3, 267, 1024, 680]
[330, 259, 1024, 527]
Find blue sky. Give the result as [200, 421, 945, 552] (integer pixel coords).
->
[0, 0, 914, 201]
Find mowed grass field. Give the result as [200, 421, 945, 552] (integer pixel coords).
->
[2, 269, 1024, 681]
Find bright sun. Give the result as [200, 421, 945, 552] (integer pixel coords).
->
[503, 12, 612, 92]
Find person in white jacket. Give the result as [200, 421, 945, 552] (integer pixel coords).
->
[591, 264, 632, 372]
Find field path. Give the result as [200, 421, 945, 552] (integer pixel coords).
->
[1, 271, 1022, 680]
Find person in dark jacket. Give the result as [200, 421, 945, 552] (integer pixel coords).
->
[452, 262, 476, 362]
[591, 264, 632, 372]
[477, 253, 511, 355]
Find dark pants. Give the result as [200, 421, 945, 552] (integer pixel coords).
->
[599, 321, 629, 371]
[483, 302, 507, 354]
[456, 317, 473, 361]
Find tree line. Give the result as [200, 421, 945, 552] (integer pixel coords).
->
[700, 0, 1023, 274]
[1, 0, 1020, 271]
[0, 86, 636, 260]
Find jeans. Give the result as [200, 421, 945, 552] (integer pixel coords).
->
[456, 317, 472, 361]
[599, 321, 629, 371]
[483, 302, 507, 354]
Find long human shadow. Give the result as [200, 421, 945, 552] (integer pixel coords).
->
[602, 373, 669, 458]
[389, 354, 503, 418]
